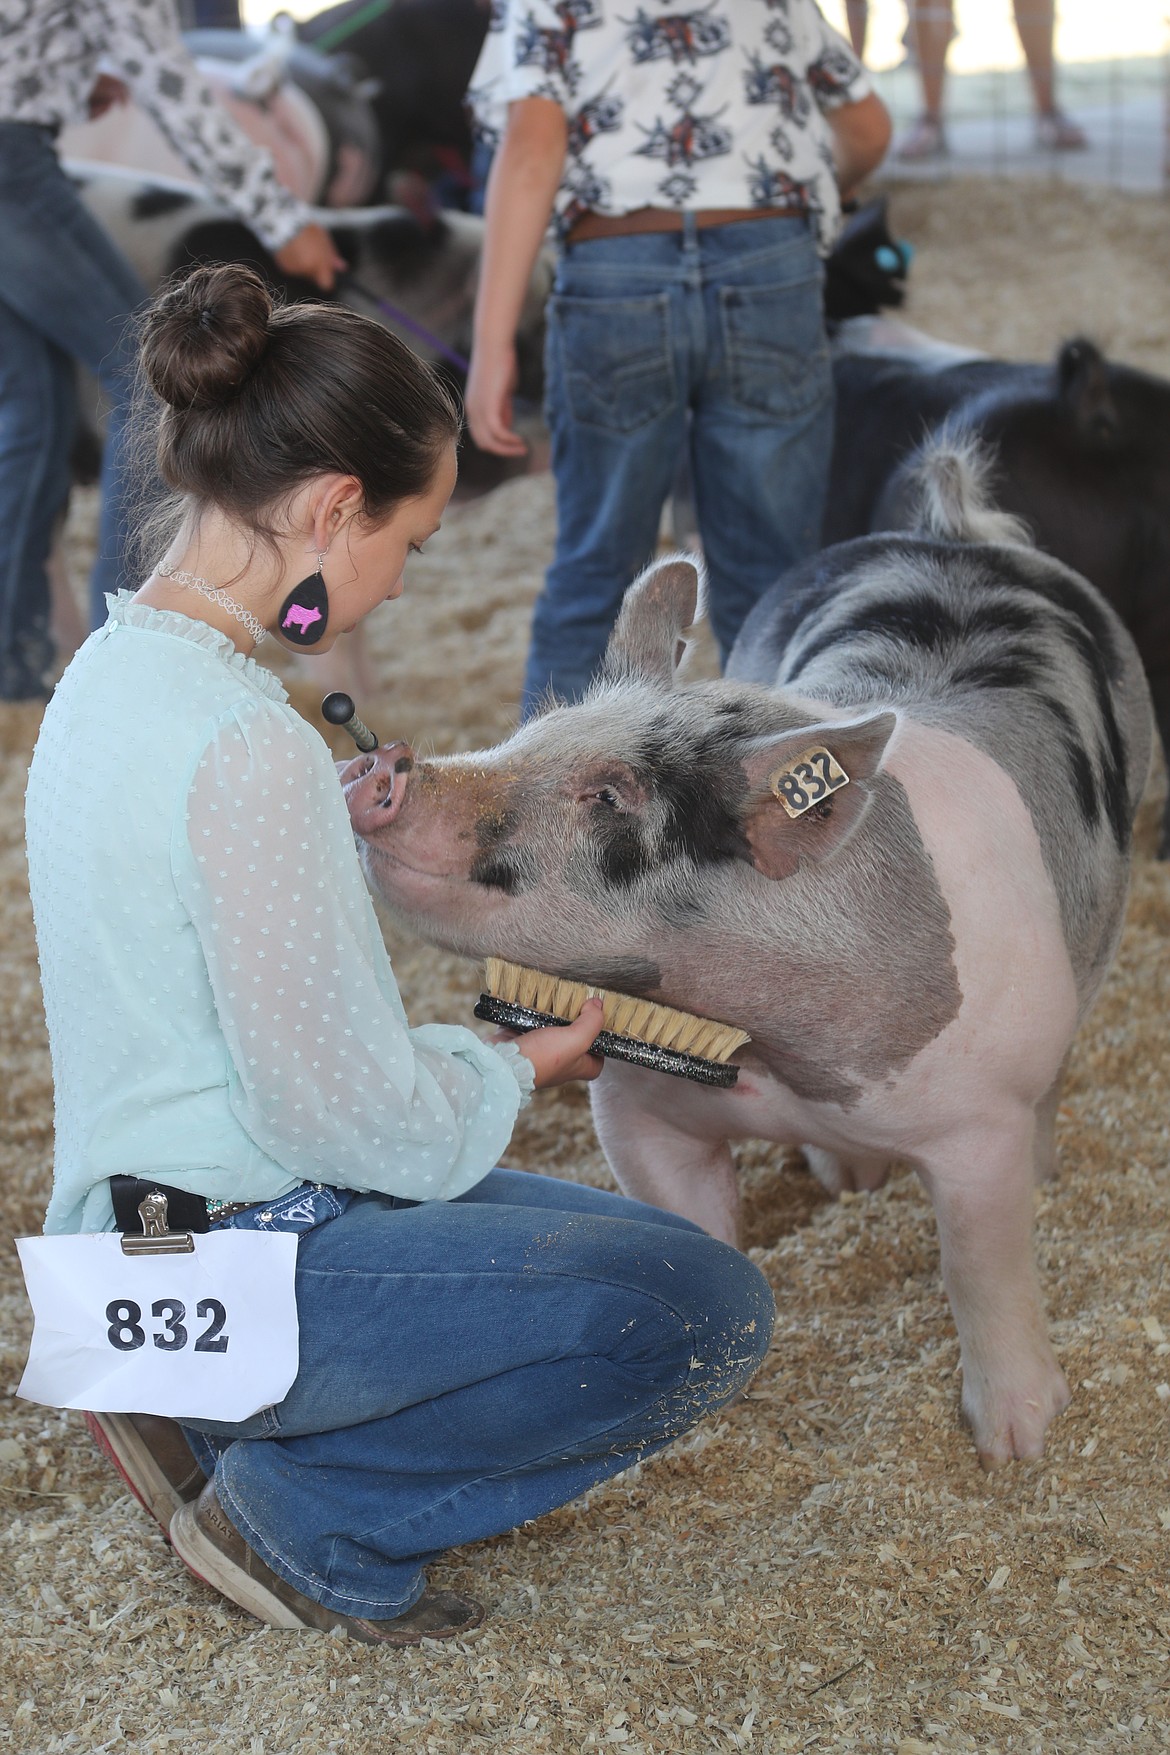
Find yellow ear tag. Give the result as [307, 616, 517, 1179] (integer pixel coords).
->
[768, 746, 851, 819]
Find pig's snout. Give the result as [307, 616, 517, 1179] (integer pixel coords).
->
[340, 741, 414, 836]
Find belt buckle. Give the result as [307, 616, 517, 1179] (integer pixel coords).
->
[205, 1199, 253, 1224]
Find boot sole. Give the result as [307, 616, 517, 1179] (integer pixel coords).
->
[169, 1500, 312, 1630]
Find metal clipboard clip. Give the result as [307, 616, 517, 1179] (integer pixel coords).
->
[120, 1191, 196, 1256]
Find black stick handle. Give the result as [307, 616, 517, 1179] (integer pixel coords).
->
[321, 692, 379, 753]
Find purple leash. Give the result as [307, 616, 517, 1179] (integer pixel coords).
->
[341, 273, 471, 375]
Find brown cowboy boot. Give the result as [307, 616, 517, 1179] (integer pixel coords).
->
[85, 1411, 207, 1533]
[170, 1480, 484, 1645]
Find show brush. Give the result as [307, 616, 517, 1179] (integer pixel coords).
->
[475, 958, 750, 1087]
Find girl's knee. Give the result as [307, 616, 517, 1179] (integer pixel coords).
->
[638, 1233, 775, 1408]
[696, 1244, 775, 1389]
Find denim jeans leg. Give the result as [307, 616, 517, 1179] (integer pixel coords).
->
[524, 245, 689, 715]
[691, 221, 834, 662]
[90, 326, 148, 625]
[0, 127, 148, 636]
[0, 299, 74, 696]
[184, 1172, 774, 1619]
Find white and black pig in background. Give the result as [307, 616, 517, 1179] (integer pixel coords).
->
[340, 437, 1153, 1468]
[825, 325, 1170, 858]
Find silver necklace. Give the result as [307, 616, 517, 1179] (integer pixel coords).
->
[155, 562, 268, 646]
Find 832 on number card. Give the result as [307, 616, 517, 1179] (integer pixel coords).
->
[105, 1297, 229, 1354]
[15, 1230, 299, 1421]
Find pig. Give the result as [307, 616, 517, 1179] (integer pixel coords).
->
[182, 24, 384, 206]
[70, 161, 552, 416]
[341, 436, 1154, 1467]
[297, 0, 491, 205]
[825, 326, 1170, 858]
[69, 164, 504, 378]
[59, 22, 383, 208]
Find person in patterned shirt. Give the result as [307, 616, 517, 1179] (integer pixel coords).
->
[0, 0, 343, 700]
[465, 0, 890, 714]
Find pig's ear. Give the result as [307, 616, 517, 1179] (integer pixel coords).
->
[598, 553, 706, 689]
[740, 712, 897, 880]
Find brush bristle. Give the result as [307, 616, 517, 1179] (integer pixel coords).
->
[483, 958, 750, 1063]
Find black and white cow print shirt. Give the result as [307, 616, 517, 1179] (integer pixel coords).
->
[0, 0, 307, 249]
[468, 0, 871, 252]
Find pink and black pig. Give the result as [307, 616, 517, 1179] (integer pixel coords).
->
[341, 437, 1154, 1468]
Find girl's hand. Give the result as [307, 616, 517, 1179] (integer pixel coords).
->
[508, 997, 605, 1089]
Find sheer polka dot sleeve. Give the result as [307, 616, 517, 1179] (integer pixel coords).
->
[170, 704, 525, 1200]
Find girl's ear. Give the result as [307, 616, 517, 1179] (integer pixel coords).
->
[310, 474, 364, 553]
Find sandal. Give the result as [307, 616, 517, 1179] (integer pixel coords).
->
[1035, 109, 1088, 151]
[895, 114, 948, 163]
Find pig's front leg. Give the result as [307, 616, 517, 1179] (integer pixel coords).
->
[590, 1068, 742, 1246]
[917, 1116, 1070, 1466]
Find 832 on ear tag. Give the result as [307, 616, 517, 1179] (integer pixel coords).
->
[769, 746, 850, 819]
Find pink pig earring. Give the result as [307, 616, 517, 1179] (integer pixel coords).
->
[278, 550, 330, 646]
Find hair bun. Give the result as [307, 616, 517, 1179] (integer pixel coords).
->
[141, 263, 274, 410]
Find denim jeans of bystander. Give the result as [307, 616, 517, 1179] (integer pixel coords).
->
[526, 212, 834, 714]
[181, 1168, 775, 1619]
[0, 123, 147, 696]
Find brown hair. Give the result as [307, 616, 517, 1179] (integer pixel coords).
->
[134, 261, 460, 559]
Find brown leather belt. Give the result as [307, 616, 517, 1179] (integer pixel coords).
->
[565, 204, 808, 244]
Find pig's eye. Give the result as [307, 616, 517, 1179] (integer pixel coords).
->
[594, 788, 621, 809]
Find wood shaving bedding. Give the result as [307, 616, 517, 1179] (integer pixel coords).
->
[1, 178, 1167, 1755]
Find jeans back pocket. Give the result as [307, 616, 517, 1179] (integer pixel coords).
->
[719, 271, 829, 420]
[549, 291, 676, 434]
[213, 1184, 353, 1234]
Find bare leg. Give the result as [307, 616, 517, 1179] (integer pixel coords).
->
[845, 0, 869, 59]
[916, 1118, 1070, 1465]
[897, 0, 955, 159]
[1013, 0, 1088, 145]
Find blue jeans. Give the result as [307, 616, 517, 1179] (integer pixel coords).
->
[182, 1169, 774, 1618]
[0, 124, 146, 696]
[525, 214, 833, 714]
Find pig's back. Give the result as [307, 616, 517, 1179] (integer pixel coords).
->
[728, 531, 1153, 1004]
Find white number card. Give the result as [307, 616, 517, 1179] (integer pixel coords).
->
[15, 1230, 299, 1423]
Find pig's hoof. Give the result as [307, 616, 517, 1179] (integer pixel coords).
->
[963, 1364, 1071, 1467]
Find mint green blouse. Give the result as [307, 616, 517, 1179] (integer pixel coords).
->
[25, 595, 533, 1235]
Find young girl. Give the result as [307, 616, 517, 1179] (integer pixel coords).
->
[24, 262, 774, 1645]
